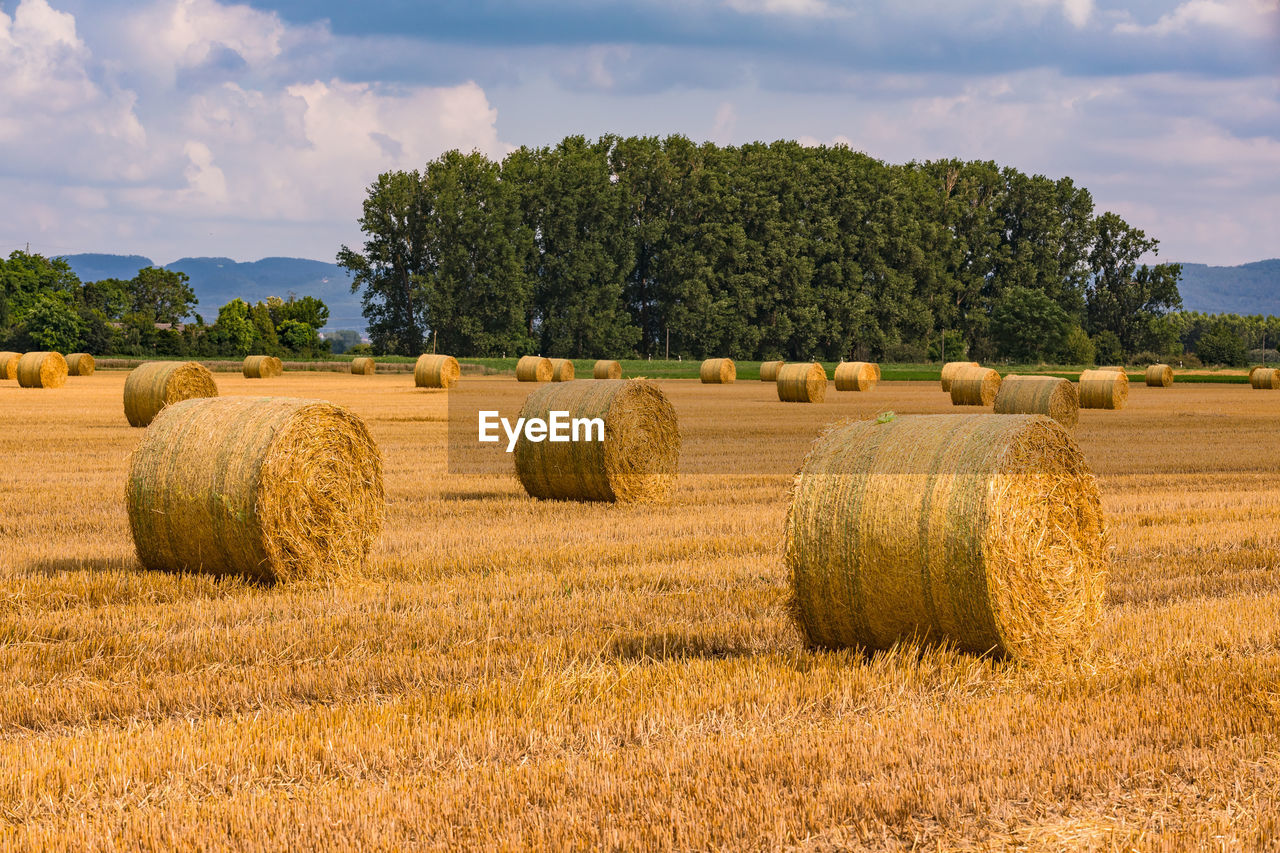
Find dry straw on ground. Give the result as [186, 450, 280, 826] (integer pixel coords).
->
[777, 362, 827, 403]
[949, 366, 1002, 406]
[1079, 368, 1130, 409]
[16, 351, 68, 388]
[243, 355, 283, 379]
[994, 375, 1079, 428]
[514, 379, 680, 503]
[0, 350, 21, 379]
[516, 355, 553, 382]
[700, 358, 735, 384]
[834, 361, 878, 392]
[760, 360, 783, 382]
[551, 358, 575, 381]
[123, 361, 219, 427]
[1144, 364, 1173, 387]
[414, 354, 460, 389]
[1250, 368, 1280, 389]
[127, 396, 385, 582]
[786, 413, 1106, 666]
[65, 353, 95, 375]
[940, 361, 980, 392]
[593, 359, 623, 379]
[351, 357, 376, 375]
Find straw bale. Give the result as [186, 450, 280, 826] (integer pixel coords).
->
[550, 358, 575, 381]
[243, 355, 282, 379]
[834, 361, 878, 392]
[66, 353, 95, 375]
[994, 375, 1078, 428]
[760, 361, 783, 382]
[351, 357, 376, 375]
[16, 352, 67, 388]
[0, 351, 21, 379]
[593, 360, 622, 379]
[1143, 364, 1173, 387]
[415, 354, 460, 389]
[516, 355, 553, 382]
[124, 361, 219, 427]
[949, 366, 1002, 406]
[1079, 369, 1129, 409]
[700, 358, 735, 384]
[1250, 368, 1280, 389]
[941, 361, 980, 392]
[777, 362, 827, 403]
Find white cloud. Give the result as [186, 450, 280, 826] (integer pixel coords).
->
[1114, 0, 1278, 35]
[124, 0, 285, 81]
[711, 101, 737, 142]
[723, 0, 837, 18]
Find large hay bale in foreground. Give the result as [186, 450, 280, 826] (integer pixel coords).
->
[941, 361, 980, 392]
[700, 358, 735, 384]
[127, 397, 384, 582]
[124, 361, 219, 428]
[66, 353, 95, 376]
[949, 366, 1002, 406]
[593, 359, 622, 379]
[514, 380, 680, 503]
[994, 375, 1078, 428]
[351, 357, 376, 375]
[550, 358, 575, 381]
[760, 360, 783, 382]
[516, 355, 552, 382]
[16, 352, 68, 388]
[786, 413, 1106, 664]
[777, 362, 827, 403]
[0, 351, 21, 380]
[415, 354, 460, 389]
[834, 361, 878, 392]
[1250, 368, 1280, 389]
[243, 355, 282, 379]
[1144, 364, 1173, 387]
[1079, 368, 1129, 409]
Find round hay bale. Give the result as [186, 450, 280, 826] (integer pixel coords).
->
[516, 355, 553, 382]
[700, 358, 735, 384]
[415, 354, 460, 389]
[351, 357, 376, 375]
[16, 352, 68, 389]
[1144, 364, 1173, 387]
[786, 413, 1106, 665]
[940, 361, 980, 392]
[777, 362, 827, 403]
[0, 351, 21, 380]
[550, 358, 575, 381]
[1248, 365, 1274, 383]
[834, 361, 878, 392]
[514, 380, 680, 503]
[760, 360, 784, 382]
[1079, 369, 1129, 409]
[593, 359, 623, 379]
[949, 366, 1002, 406]
[123, 361, 219, 428]
[1250, 368, 1280, 389]
[243, 355, 282, 379]
[994, 375, 1078, 428]
[127, 396, 384, 582]
[66, 353, 95, 376]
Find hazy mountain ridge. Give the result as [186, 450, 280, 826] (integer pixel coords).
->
[1175, 259, 1280, 316]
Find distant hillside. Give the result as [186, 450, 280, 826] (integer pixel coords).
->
[59, 254, 363, 333]
[1176, 259, 1280, 316]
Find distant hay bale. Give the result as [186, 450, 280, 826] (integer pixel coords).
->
[700, 358, 735, 384]
[941, 361, 980, 392]
[514, 380, 680, 503]
[949, 366, 1002, 406]
[550, 358, 575, 381]
[1250, 368, 1280, 389]
[351, 357, 376, 375]
[243, 355, 282, 379]
[66, 353, 95, 376]
[994, 375, 1079, 428]
[1079, 369, 1129, 409]
[1144, 364, 1173, 387]
[0, 351, 21, 380]
[777, 362, 828, 403]
[124, 361, 219, 428]
[16, 352, 68, 389]
[127, 396, 384, 582]
[760, 360, 783, 382]
[785, 413, 1106, 665]
[415, 354, 460, 389]
[834, 361, 878, 392]
[593, 359, 622, 379]
[516, 355, 553, 382]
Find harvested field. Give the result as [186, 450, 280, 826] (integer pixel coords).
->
[2, 374, 1280, 849]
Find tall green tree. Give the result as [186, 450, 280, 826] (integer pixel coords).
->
[130, 267, 197, 323]
[1086, 212, 1183, 355]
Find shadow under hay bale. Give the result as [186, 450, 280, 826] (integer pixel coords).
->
[949, 365, 1001, 406]
[66, 353, 95, 376]
[777, 362, 827, 403]
[993, 375, 1079, 428]
[516, 355, 552, 382]
[415, 354, 460, 389]
[1079, 368, 1129, 409]
[17, 352, 67, 388]
[123, 361, 219, 427]
[700, 358, 735, 384]
[593, 359, 622, 379]
[834, 361, 878, 392]
[940, 361, 979, 392]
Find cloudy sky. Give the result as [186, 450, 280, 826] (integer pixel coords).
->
[1, 0, 1276, 267]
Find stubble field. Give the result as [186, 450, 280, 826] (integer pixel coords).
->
[1, 372, 1278, 851]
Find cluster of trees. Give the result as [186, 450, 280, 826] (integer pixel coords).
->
[0, 252, 331, 358]
[339, 135, 1186, 363]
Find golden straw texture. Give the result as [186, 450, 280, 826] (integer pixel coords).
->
[940, 361, 979, 392]
[700, 358, 735, 384]
[242, 355, 282, 379]
[1144, 364, 1173, 387]
[593, 360, 623, 379]
[786, 413, 1106, 666]
[550, 358, 575, 381]
[834, 361, 878, 392]
[127, 396, 385, 582]
[123, 361, 219, 428]
[514, 380, 680, 503]
[1079, 369, 1129, 409]
[0, 351, 21, 379]
[760, 361, 783, 382]
[994, 375, 1079, 428]
[414, 354, 460, 389]
[16, 352, 68, 389]
[1250, 368, 1280, 389]
[65, 353, 95, 375]
[776, 362, 827, 403]
[516, 356, 553, 382]
[351, 357, 376, 375]
[949, 366, 1002, 406]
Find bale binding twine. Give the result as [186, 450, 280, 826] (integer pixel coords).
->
[124, 361, 219, 428]
[777, 362, 827, 403]
[993, 375, 1078, 428]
